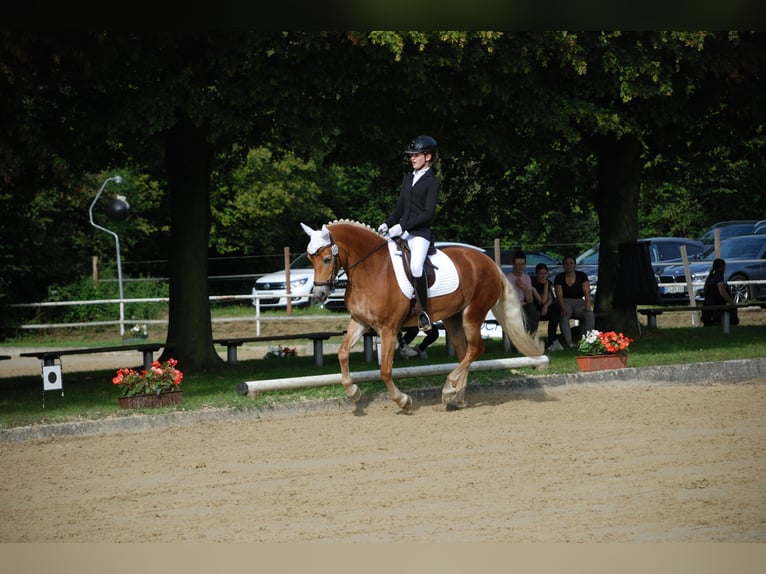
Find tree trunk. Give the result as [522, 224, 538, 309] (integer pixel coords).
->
[591, 133, 642, 335]
[162, 117, 223, 371]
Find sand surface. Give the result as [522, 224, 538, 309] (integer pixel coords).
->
[1, 378, 764, 542]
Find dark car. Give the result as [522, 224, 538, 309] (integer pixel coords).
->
[658, 235, 766, 303]
[499, 250, 563, 279]
[698, 220, 760, 245]
[575, 237, 706, 299]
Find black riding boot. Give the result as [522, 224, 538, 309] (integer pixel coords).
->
[414, 275, 432, 330]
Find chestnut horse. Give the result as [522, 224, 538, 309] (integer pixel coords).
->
[301, 220, 543, 410]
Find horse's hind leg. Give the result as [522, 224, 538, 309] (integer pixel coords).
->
[443, 314, 486, 409]
[440, 314, 466, 402]
[338, 319, 367, 402]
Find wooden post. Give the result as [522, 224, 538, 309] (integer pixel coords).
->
[714, 228, 721, 258]
[494, 238, 501, 266]
[92, 255, 99, 287]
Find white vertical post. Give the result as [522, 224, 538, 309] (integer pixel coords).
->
[679, 245, 699, 327]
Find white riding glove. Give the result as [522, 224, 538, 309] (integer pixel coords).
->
[388, 224, 403, 238]
[377, 223, 388, 235]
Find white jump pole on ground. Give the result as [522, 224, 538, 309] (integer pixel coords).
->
[236, 355, 550, 395]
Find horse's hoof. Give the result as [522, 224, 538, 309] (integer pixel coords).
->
[346, 384, 361, 403]
[441, 389, 457, 405]
[443, 392, 466, 410]
[445, 400, 466, 411]
[396, 393, 412, 410]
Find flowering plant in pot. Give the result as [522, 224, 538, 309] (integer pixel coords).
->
[578, 330, 633, 356]
[113, 358, 183, 397]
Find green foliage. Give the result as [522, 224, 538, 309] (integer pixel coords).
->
[211, 147, 335, 256]
[639, 183, 707, 238]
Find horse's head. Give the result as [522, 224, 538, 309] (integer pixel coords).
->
[301, 222, 340, 305]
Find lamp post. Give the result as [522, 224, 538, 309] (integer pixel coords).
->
[88, 175, 128, 336]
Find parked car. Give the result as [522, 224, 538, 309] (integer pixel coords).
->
[499, 250, 563, 279]
[697, 220, 760, 245]
[575, 237, 706, 299]
[658, 234, 766, 303]
[252, 251, 347, 310]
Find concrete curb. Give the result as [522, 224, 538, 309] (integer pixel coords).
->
[2, 357, 765, 444]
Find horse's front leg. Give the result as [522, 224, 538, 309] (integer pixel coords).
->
[378, 329, 412, 410]
[338, 319, 367, 403]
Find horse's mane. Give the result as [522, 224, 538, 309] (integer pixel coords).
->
[326, 219, 376, 233]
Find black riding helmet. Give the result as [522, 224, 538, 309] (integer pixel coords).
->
[405, 135, 438, 161]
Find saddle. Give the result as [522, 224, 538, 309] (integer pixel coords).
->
[392, 237, 438, 288]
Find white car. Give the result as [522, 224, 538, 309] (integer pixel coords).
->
[251, 251, 347, 310]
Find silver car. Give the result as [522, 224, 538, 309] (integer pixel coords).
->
[575, 237, 706, 299]
[658, 235, 766, 303]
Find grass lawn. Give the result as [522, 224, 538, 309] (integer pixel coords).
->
[2, 306, 765, 431]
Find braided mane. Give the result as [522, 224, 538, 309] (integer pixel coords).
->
[327, 219, 376, 232]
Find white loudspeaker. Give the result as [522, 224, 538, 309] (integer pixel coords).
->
[42, 365, 63, 391]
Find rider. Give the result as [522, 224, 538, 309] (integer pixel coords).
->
[378, 135, 441, 331]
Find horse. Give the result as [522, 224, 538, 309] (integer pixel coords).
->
[301, 220, 544, 410]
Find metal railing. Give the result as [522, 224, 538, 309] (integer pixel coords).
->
[9, 293, 313, 337]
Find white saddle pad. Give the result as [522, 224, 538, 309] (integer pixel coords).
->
[387, 241, 459, 299]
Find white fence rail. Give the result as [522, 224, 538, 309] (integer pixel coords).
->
[10, 293, 282, 336]
[10, 280, 764, 336]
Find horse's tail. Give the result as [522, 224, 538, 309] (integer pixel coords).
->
[492, 267, 545, 357]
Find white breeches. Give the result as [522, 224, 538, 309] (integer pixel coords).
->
[403, 233, 429, 277]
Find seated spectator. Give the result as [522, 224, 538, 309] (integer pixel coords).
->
[505, 250, 540, 336]
[554, 255, 595, 348]
[531, 262, 562, 350]
[398, 325, 439, 359]
[701, 258, 739, 327]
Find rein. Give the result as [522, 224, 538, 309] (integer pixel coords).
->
[313, 235, 388, 288]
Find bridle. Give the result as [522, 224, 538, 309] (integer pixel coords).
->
[311, 234, 388, 288]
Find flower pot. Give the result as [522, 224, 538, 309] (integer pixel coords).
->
[576, 354, 628, 372]
[118, 391, 183, 409]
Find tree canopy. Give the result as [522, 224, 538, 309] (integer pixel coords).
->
[2, 31, 764, 368]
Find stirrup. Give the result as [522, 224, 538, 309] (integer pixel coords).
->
[418, 311, 432, 331]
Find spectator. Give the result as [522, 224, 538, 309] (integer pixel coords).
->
[531, 262, 563, 350]
[505, 250, 540, 335]
[398, 325, 439, 359]
[554, 255, 595, 348]
[701, 258, 739, 327]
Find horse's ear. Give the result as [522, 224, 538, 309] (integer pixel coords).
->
[320, 225, 330, 240]
[300, 222, 315, 237]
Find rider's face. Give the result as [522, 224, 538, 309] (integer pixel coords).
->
[409, 152, 428, 170]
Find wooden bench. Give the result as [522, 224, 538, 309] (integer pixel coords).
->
[213, 331, 345, 367]
[19, 343, 170, 371]
[638, 303, 766, 334]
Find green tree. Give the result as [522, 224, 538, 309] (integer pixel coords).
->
[3, 31, 764, 358]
